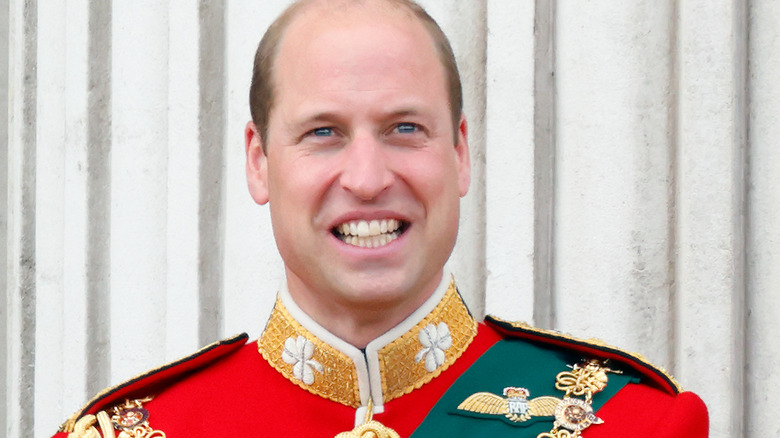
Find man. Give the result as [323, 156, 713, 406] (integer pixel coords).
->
[55, 1, 708, 437]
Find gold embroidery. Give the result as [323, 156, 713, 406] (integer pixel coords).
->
[379, 283, 478, 402]
[258, 298, 361, 407]
[257, 279, 478, 407]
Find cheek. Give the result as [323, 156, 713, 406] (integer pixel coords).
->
[400, 150, 461, 201]
[266, 155, 334, 217]
[267, 159, 305, 221]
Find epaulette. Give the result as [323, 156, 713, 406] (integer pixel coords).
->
[58, 333, 248, 434]
[484, 315, 682, 395]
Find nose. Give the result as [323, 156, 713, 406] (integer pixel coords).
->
[338, 135, 394, 200]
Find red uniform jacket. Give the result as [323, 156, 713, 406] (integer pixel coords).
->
[55, 282, 707, 437]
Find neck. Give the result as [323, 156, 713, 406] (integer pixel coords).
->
[284, 273, 443, 349]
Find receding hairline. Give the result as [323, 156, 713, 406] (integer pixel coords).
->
[273, 0, 447, 78]
[251, 0, 463, 148]
[283, 0, 427, 26]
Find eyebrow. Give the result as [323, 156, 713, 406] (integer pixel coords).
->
[290, 112, 344, 130]
[388, 108, 424, 119]
[290, 105, 431, 130]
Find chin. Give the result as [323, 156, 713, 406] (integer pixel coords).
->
[334, 272, 433, 308]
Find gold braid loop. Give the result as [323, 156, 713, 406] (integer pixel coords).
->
[95, 411, 117, 438]
[333, 420, 401, 438]
[68, 414, 97, 438]
[334, 399, 400, 438]
[538, 429, 576, 438]
[554, 360, 617, 402]
[68, 412, 115, 438]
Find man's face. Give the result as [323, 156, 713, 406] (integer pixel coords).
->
[246, 5, 470, 317]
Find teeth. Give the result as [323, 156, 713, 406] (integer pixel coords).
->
[336, 219, 401, 237]
[334, 219, 403, 248]
[344, 231, 400, 248]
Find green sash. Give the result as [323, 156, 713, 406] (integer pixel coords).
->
[411, 338, 639, 437]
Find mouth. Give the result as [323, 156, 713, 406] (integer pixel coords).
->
[332, 218, 408, 248]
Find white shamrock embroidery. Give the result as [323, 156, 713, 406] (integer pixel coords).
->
[282, 335, 323, 385]
[415, 322, 453, 372]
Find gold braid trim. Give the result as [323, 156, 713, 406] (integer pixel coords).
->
[257, 278, 478, 407]
[379, 282, 478, 402]
[258, 297, 361, 407]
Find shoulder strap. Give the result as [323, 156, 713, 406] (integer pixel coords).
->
[484, 316, 682, 395]
[59, 333, 248, 433]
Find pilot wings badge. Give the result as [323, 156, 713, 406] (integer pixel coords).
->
[457, 387, 559, 423]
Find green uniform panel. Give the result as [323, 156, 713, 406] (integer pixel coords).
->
[411, 338, 639, 437]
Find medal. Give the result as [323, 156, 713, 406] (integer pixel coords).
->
[67, 396, 165, 438]
[457, 359, 620, 438]
[110, 398, 166, 438]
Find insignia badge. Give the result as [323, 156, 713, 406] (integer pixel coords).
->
[554, 397, 603, 432]
[67, 397, 166, 438]
[456, 359, 620, 438]
[109, 398, 166, 438]
[539, 359, 619, 438]
[457, 386, 560, 423]
[112, 405, 149, 430]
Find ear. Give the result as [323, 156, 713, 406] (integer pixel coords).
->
[245, 121, 270, 205]
[455, 113, 471, 197]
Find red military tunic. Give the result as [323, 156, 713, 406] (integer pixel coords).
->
[55, 279, 707, 437]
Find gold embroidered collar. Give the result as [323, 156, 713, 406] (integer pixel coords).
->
[257, 276, 478, 409]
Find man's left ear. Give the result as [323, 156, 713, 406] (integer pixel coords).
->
[245, 121, 270, 205]
[455, 113, 471, 197]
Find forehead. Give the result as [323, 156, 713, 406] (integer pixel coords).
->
[284, 0, 423, 41]
[273, 3, 445, 103]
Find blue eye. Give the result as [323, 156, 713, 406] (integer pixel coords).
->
[395, 123, 418, 134]
[312, 127, 333, 137]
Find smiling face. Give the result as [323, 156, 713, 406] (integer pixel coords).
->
[245, 3, 470, 331]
